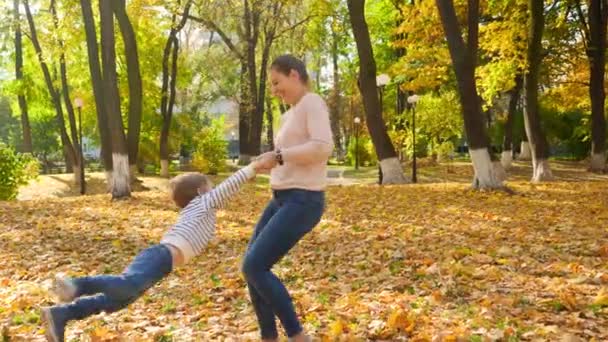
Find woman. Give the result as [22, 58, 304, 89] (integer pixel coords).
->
[242, 54, 333, 342]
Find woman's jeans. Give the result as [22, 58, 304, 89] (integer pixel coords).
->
[242, 189, 325, 339]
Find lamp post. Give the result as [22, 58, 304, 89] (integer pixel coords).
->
[376, 74, 391, 118]
[354, 116, 361, 170]
[407, 94, 420, 183]
[231, 131, 237, 164]
[376, 74, 390, 183]
[74, 97, 85, 194]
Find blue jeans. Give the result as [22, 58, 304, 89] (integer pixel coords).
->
[57, 244, 173, 321]
[242, 189, 325, 339]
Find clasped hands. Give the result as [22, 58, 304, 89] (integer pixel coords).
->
[251, 151, 278, 173]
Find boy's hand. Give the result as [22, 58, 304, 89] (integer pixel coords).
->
[251, 152, 277, 172]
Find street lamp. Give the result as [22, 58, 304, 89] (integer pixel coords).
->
[407, 94, 420, 183]
[230, 131, 237, 164]
[74, 97, 86, 194]
[376, 74, 390, 183]
[376, 74, 391, 118]
[354, 116, 361, 170]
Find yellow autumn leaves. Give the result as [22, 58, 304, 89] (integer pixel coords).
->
[2, 169, 608, 340]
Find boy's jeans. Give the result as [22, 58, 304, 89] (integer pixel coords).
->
[242, 189, 325, 339]
[57, 244, 172, 320]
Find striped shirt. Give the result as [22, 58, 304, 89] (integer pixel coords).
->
[160, 165, 255, 263]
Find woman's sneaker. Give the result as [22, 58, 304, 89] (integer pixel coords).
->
[40, 306, 68, 342]
[51, 275, 77, 303]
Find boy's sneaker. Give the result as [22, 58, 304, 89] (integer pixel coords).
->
[288, 336, 312, 342]
[51, 275, 77, 303]
[41, 306, 68, 342]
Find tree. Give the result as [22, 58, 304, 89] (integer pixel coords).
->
[574, 0, 607, 172]
[436, 0, 504, 189]
[100, 0, 130, 198]
[347, 0, 407, 184]
[112, 0, 143, 178]
[190, 0, 310, 162]
[23, 0, 78, 184]
[501, 74, 523, 168]
[13, 0, 32, 153]
[50, 0, 84, 186]
[524, 0, 553, 182]
[80, 0, 113, 176]
[160, 0, 192, 177]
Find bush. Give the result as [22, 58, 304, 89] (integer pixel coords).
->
[345, 135, 377, 167]
[0, 143, 39, 201]
[191, 117, 228, 175]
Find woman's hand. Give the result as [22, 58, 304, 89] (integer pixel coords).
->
[251, 152, 277, 172]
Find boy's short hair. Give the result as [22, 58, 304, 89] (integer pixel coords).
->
[169, 173, 212, 208]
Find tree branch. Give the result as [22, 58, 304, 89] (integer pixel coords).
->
[574, 0, 591, 43]
[175, 0, 193, 32]
[187, 15, 243, 59]
[275, 15, 313, 38]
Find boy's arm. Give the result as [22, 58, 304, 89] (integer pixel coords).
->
[205, 165, 256, 209]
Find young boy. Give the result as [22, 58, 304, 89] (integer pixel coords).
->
[41, 157, 274, 342]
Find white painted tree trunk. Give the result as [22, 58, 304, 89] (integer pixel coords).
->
[500, 150, 513, 169]
[160, 159, 169, 178]
[73, 165, 82, 186]
[105, 171, 112, 191]
[129, 164, 139, 184]
[111, 153, 131, 198]
[239, 154, 252, 165]
[380, 157, 408, 184]
[493, 160, 507, 183]
[589, 152, 606, 173]
[518, 142, 531, 160]
[531, 158, 553, 182]
[469, 148, 503, 189]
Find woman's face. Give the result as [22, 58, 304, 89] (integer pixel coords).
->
[270, 68, 304, 105]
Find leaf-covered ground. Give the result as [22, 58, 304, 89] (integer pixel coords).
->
[2, 161, 608, 341]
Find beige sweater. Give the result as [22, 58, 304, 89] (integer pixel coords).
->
[271, 93, 334, 191]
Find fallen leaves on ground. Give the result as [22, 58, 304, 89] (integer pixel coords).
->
[1, 167, 608, 341]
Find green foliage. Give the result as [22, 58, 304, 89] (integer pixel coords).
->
[191, 117, 228, 175]
[345, 135, 377, 167]
[539, 106, 589, 159]
[0, 97, 20, 147]
[394, 91, 463, 159]
[30, 112, 61, 162]
[0, 143, 39, 201]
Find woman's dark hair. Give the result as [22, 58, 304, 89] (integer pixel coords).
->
[270, 54, 309, 84]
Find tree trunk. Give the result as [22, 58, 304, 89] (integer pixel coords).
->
[347, 0, 407, 184]
[113, 0, 143, 175]
[24, 0, 78, 178]
[502, 75, 523, 169]
[159, 2, 191, 177]
[80, 0, 113, 175]
[160, 36, 179, 178]
[251, 28, 273, 155]
[436, 0, 503, 189]
[266, 96, 274, 151]
[244, 0, 262, 156]
[51, 0, 82, 184]
[239, 61, 253, 163]
[587, 0, 607, 172]
[330, 21, 343, 156]
[524, 0, 552, 182]
[13, 0, 32, 153]
[100, 0, 130, 198]
[160, 35, 176, 178]
[519, 141, 532, 160]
